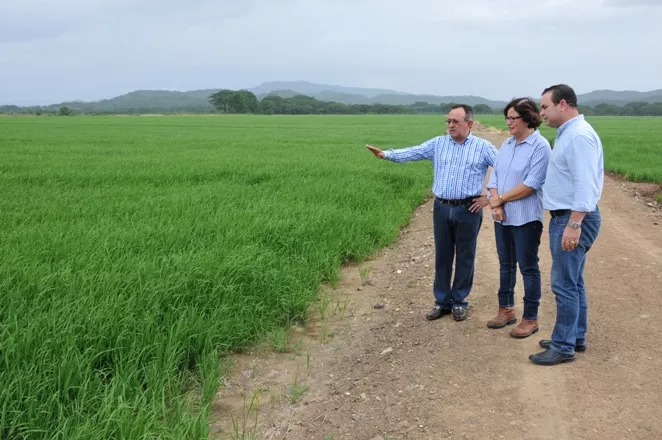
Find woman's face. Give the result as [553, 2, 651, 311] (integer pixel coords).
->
[506, 107, 527, 138]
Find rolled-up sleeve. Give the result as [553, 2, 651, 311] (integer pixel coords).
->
[486, 140, 507, 190]
[483, 143, 498, 167]
[486, 160, 498, 190]
[566, 134, 602, 212]
[384, 137, 437, 163]
[523, 141, 551, 190]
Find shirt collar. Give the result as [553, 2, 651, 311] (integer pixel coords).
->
[510, 129, 540, 146]
[557, 114, 584, 137]
[456, 132, 473, 145]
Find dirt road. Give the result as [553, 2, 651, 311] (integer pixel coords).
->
[211, 127, 662, 440]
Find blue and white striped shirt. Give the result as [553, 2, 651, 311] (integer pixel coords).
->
[543, 115, 604, 212]
[486, 130, 551, 226]
[383, 133, 498, 200]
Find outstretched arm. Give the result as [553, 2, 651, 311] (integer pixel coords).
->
[366, 138, 437, 163]
[366, 144, 385, 159]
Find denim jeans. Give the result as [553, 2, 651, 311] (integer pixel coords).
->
[432, 199, 483, 307]
[549, 209, 601, 355]
[494, 221, 543, 320]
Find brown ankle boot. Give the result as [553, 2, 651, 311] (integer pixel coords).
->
[510, 318, 539, 339]
[486, 308, 516, 329]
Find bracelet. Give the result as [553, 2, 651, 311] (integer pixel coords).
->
[498, 194, 504, 204]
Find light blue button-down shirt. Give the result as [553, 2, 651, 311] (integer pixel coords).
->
[383, 133, 498, 200]
[486, 130, 551, 226]
[542, 115, 604, 212]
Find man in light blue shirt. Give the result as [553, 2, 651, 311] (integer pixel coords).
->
[366, 104, 498, 322]
[530, 84, 604, 366]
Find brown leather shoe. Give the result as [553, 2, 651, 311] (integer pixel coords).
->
[510, 318, 539, 339]
[486, 308, 516, 329]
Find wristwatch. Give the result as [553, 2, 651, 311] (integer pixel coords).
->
[568, 221, 582, 230]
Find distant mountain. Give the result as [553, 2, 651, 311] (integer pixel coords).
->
[256, 83, 662, 108]
[255, 82, 508, 108]
[256, 89, 308, 100]
[248, 81, 408, 98]
[315, 91, 371, 105]
[370, 93, 505, 107]
[579, 89, 662, 106]
[21, 89, 219, 113]
[2, 81, 661, 114]
[88, 89, 218, 109]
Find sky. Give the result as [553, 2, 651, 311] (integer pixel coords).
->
[1, 0, 661, 105]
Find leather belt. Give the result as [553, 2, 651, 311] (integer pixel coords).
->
[436, 196, 478, 206]
[549, 209, 571, 217]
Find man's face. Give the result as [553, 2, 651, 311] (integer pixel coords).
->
[540, 92, 562, 128]
[446, 108, 473, 139]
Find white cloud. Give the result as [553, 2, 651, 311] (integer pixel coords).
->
[1, 0, 661, 105]
[603, 0, 662, 7]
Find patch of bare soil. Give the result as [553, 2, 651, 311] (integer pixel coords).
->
[606, 172, 661, 210]
[210, 127, 662, 440]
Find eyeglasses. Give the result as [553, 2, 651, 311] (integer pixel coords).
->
[445, 119, 466, 125]
[505, 116, 522, 122]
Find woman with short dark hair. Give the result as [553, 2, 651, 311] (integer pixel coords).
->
[485, 98, 552, 338]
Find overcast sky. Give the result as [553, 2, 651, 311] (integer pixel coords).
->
[1, 0, 661, 105]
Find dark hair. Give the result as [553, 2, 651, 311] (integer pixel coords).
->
[542, 84, 578, 108]
[503, 97, 542, 129]
[450, 104, 474, 121]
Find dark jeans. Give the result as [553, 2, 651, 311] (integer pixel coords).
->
[432, 199, 483, 308]
[549, 209, 601, 355]
[494, 221, 543, 320]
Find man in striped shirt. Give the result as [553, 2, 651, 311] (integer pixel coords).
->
[366, 104, 498, 322]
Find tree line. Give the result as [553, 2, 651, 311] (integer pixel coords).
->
[208, 90, 417, 115]
[207, 90, 499, 115]
[3, 90, 662, 116]
[207, 90, 662, 116]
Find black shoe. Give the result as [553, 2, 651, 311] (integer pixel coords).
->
[538, 339, 587, 352]
[426, 305, 451, 321]
[529, 348, 575, 365]
[451, 305, 468, 321]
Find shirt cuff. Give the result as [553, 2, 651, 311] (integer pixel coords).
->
[522, 179, 543, 190]
[571, 203, 596, 213]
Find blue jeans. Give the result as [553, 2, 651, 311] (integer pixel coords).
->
[432, 199, 483, 307]
[549, 209, 601, 355]
[494, 221, 543, 320]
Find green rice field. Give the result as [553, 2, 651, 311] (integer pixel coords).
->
[0, 115, 437, 439]
[479, 115, 662, 185]
[0, 114, 660, 438]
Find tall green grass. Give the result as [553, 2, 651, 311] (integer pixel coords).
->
[586, 117, 662, 184]
[477, 115, 662, 185]
[0, 115, 441, 438]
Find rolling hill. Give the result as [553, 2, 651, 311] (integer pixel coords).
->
[2, 81, 661, 113]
